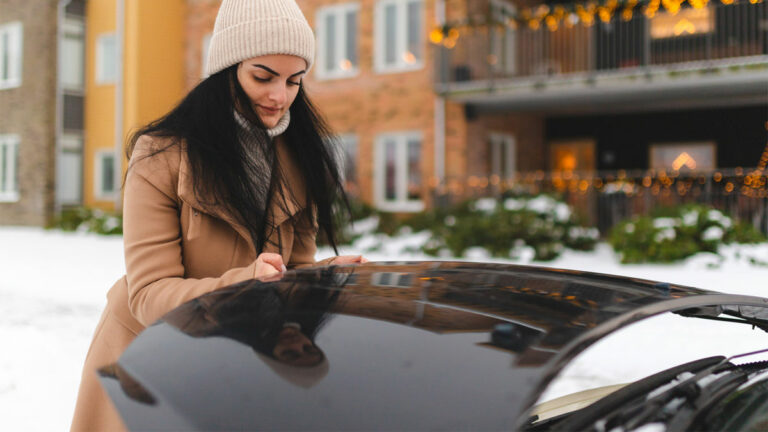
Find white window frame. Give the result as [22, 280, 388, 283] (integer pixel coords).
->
[60, 17, 85, 92]
[201, 32, 212, 78]
[649, 141, 716, 171]
[94, 150, 117, 200]
[374, 0, 424, 74]
[489, 133, 516, 181]
[374, 131, 424, 212]
[0, 21, 23, 90]
[0, 134, 20, 202]
[316, 3, 360, 80]
[96, 33, 117, 84]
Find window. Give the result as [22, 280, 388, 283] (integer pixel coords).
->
[60, 18, 85, 91]
[57, 135, 82, 205]
[650, 142, 716, 171]
[490, 0, 516, 76]
[488, 133, 516, 181]
[0, 22, 23, 89]
[337, 134, 358, 191]
[374, 0, 423, 73]
[316, 3, 359, 79]
[201, 32, 212, 78]
[0, 134, 20, 202]
[95, 150, 116, 199]
[375, 132, 423, 211]
[96, 33, 117, 84]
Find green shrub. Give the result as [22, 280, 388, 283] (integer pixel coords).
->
[48, 207, 123, 235]
[413, 195, 598, 261]
[609, 204, 766, 263]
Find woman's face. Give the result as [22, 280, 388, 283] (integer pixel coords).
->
[236, 54, 307, 129]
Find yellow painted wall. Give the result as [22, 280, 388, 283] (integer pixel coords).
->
[84, 0, 117, 210]
[123, 0, 186, 144]
[84, 0, 186, 211]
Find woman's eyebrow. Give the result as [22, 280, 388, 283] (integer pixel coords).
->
[252, 64, 306, 78]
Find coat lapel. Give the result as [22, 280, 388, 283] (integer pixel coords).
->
[176, 137, 305, 254]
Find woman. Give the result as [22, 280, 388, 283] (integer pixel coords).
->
[71, 1, 365, 430]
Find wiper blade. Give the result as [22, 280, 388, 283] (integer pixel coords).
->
[549, 356, 725, 432]
[664, 369, 748, 432]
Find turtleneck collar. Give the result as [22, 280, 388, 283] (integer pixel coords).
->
[234, 110, 291, 138]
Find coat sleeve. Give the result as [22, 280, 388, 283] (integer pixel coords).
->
[122, 137, 261, 327]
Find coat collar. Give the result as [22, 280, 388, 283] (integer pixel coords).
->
[176, 137, 305, 252]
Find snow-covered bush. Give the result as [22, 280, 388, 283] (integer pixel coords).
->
[48, 207, 123, 235]
[413, 195, 598, 261]
[609, 204, 766, 263]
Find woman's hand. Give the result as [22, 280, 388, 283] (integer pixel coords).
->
[254, 252, 286, 279]
[331, 255, 369, 265]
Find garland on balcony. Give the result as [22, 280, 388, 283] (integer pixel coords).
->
[430, 0, 762, 48]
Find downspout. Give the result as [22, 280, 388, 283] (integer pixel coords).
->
[54, 0, 73, 215]
[114, 0, 124, 211]
[434, 0, 446, 193]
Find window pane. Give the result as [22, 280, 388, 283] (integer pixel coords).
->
[384, 4, 397, 65]
[385, 140, 397, 200]
[97, 34, 117, 83]
[407, 1, 422, 61]
[346, 10, 358, 67]
[407, 139, 421, 200]
[324, 14, 337, 72]
[62, 35, 84, 89]
[101, 155, 115, 193]
[0, 143, 7, 191]
[344, 137, 357, 185]
[1, 32, 9, 81]
[58, 152, 82, 204]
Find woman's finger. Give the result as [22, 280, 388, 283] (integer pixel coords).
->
[257, 253, 286, 272]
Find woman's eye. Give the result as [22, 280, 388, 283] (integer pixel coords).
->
[287, 80, 301, 87]
[253, 76, 270, 82]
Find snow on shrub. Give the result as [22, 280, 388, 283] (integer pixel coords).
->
[414, 195, 597, 261]
[609, 204, 766, 263]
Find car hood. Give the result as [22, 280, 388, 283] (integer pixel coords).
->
[99, 261, 768, 431]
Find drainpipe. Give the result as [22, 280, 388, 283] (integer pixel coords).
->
[114, 0, 124, 211]
[434, 0, 446, 196]
[54, 0, 73, 215]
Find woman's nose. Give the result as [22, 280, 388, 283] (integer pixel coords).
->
[268, 85, 288, 105]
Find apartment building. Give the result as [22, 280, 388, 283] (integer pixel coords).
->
[0, 0, 87, 225]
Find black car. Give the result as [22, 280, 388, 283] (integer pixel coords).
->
[99, 262, 768, 431]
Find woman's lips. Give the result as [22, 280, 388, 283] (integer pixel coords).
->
[258, 105, 281, 115]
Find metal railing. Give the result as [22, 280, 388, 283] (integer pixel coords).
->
[429, 167, 768, 235]
[436, 1, 768, 87]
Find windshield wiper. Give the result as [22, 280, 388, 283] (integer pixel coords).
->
[548, 356, 725, 431]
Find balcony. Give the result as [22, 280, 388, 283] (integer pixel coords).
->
[434, 1, 768, 113]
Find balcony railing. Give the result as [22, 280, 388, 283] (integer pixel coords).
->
[431, 167, 768, 235]
[436, 2, 768, 88]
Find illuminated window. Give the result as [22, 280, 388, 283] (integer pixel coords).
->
[316, 3, 359, 80]
[650, 8, 714, 39]
[374, 0, 423, 73]
[375, 131, 424, 212]
[650, 142, 716, 171]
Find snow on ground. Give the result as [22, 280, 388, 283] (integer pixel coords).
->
[1, 226, 768, 430]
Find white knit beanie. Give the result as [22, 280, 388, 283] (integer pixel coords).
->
[205, 0, 315, 77]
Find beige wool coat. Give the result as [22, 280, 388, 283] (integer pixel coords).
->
[71, 134, 330, 432]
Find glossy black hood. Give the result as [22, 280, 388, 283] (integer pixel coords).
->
[99, 262, 768, 431]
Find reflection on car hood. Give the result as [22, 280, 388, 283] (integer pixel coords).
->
[99, 262, 768, 431]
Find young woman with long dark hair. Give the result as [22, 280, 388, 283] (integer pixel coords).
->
[71, 1, 365, 430]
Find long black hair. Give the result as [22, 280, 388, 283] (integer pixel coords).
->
[126, 65, 347, 254]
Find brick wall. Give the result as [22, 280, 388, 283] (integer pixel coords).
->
[0, 0, 57, 225]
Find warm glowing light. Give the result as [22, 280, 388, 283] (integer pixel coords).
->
[429, 28, 444, 44]
[671, 152, 697, 170]
[720, 0, 734, 4]
[725, 182, 735, 192]
[487, 54, 498, 65]
[673, 18, 696, 35]
[443, 37, 456, 49]
[339, 59, 352, 71]
[598, 7, 612, 23]
[403, 51, 416, 64]
[546, 15, 559, 31]
[528, 19, 541, 30]
[622, 8, 634, 21]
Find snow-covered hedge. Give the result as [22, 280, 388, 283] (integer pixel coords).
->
[48, 207, 123, 235]
[609, 204, 766, 263]
[411, 195, 598, 261]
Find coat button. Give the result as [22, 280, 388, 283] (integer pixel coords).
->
[193, 210, 199, 216]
